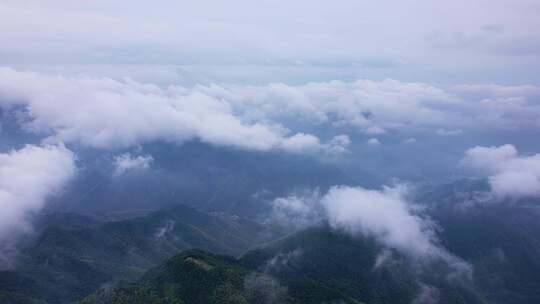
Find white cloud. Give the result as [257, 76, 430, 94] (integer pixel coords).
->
[323, 135, 351, 154]
[2, 68, 540, 152]
[322, 185, 443, 259]
[113, 153, 153, 175]
[204, 79, 460, 134]
[0, 68, 341, 154]
[404, 137, 417, 143]
[367, 138, 381, 146]
[365, 126, 387, 135]
[270, 190, 323, 228]
[271, 185, 469, 272]
[436, 129, 463, 136]
[0, 144, 76, 269]
[201, 78, 540, 134]
[463, 144, 540, 198]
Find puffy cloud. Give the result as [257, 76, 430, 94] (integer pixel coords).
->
[0, 68, 342, 154]
[0, 144, 76, 269]
[2, 68, 540, 155]
[113, 153, 153, 175]
[323, 135, 351, 154]
[367, 138, 381, 146]
[270, 190, 324, 228]
[200, 78, 540, 134]
[271, 185, 468, 270]
[203, 79, 460, 134]
[322, 185, 445, 260]
[463, 144, 540, 198]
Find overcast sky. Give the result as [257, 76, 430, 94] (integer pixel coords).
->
[1, 0, 540, 84]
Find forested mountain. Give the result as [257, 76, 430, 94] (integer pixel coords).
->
[2, 181, 540, 304]
[0, 205, 282, 303]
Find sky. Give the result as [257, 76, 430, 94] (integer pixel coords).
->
[1, 0, 540, 269]
[1, 0, 540, 84]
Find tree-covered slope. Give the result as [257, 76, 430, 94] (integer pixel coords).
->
[80, 249, 364, 304]
[418, 180, 540, 304]
[80, 226, 485, 304]
[0, 205, 280, 304]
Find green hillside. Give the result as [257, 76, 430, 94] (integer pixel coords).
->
[0, 205, 280, 304]
[80, 226, 485, 304]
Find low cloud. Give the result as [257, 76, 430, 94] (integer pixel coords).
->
[0, 68, 343, 154]
[203, 79, 540, 135]
[367, 138, 381, 146]
[2, 68, 540, 156]
[436, 129, 463, 136]
[463, 144, 540, 199]
[270, 191, 324, 229]
[322, 185, 446, 260]
[0, 144, 76, 269]
[243, 272, 288, 304]
[271, 185, 469, 272]
[412, 284, 440, 304]
[113, 153, 153, 175]
[404, 138, 417, 144]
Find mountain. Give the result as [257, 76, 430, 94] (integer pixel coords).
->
[80, 226, 484, 304]
[417, 179, 540, 304]
[80, 248, 364, 304]
[0, 205, 282, 304]
[4, 180, 540, 304]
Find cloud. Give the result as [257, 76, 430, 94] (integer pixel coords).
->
[365, 126, 387, 135]
[463, 144, 540, 198]
[367, 138, 381, 146]
[271, 185, 469, 272]
[270, 190, 324, 228]
[436, 129, 463, 136]
[0, 144, 76, 269]
[243, 272, 288, 304]
[322, 185, 445, 260]
[323, 135, 351, 154]
[200, 78, 540, 134]
[113, 153, 153, 175]
[203, 79, 460, 134]
[0, 68, 540, 158]
[2, 68, 540, 152]
[0, 68, 343, 154]
[412, 284, 440, 304]
[404, 137, 417, 143]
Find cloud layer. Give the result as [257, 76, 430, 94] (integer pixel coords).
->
[2, 68, 539, 155]
[0, 144, 76, 269]
[463, 144, 540, 198]
[204, 80, 540, 134]
[0, 68, 348, 154]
